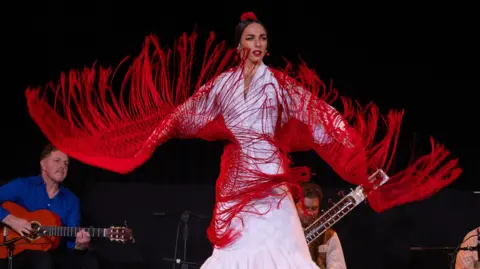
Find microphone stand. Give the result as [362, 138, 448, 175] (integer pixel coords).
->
[0, 236, 26, 269]
[411, 246, 478, 251]
[162, 258, 201, 269]
[157, 211, 205, 269]
[410, 246, 457, 251]
[181, 212, 189, 269]
[458, 246, 479, 251]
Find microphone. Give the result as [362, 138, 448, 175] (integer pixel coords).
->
[153, 212, 166, 216]
[152, 211, 208, 219]
[183, 211, 208, 219]
[181, 212, 190, 223]
[0, 235, 26, 247]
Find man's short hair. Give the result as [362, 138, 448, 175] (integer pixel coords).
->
[301, 182, 323, 202]
[40, 143, 58, 161]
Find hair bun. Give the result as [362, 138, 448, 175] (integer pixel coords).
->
[240, 12, 257, 21]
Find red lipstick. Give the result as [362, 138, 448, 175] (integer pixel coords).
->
[252, 50, 262, 56]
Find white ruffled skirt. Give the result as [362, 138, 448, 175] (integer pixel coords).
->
[200, 192, 320, 269]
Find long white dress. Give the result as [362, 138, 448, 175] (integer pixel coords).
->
[199, 62, 321, 268]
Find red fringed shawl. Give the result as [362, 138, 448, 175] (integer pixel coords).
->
[25, 32, 462, 248]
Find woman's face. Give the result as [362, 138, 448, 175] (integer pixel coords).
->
[238, 23, 268, 65]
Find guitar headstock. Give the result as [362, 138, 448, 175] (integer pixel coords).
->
[105, 226, 134, 243]
[367, 169, 390, 191]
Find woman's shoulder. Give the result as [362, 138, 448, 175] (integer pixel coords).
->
[198, 69, 235, 88]
[209, 66, 242, 83]
[266, 66, 298, 86]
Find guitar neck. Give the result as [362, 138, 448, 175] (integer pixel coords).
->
[40, 226, 106, 238]
[304, 185, 366, 244]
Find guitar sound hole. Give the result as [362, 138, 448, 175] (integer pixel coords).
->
[30, 222, 40, 231]
[27, 221, 43, 240]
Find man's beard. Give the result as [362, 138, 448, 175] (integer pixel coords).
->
[302, 216, 316, 228]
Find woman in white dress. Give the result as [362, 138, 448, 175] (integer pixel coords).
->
[25, 11, 462, 269]
[197, 13, 322, 267]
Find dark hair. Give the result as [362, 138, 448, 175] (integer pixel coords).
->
[40, 143, 58, 161]
[233, 18, 267, 46]
[301, 182, 324, 202]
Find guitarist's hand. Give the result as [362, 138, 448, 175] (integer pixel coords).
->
[74, 229, 90, 250]
[3, 215, 32, 236]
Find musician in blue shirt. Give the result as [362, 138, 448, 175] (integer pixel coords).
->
[0, 144, 98, 269]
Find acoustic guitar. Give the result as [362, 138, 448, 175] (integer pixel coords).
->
[0, 201, 133, 258]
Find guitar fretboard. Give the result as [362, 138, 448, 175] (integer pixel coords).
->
[304, 188, 363, 244]
[303, 169, 390, 245]
[40, 227, 105, 238]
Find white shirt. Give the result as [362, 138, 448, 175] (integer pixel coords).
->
[318, 232, 347, 269]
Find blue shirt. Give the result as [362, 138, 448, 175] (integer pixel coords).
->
[0, 175, 80, 249]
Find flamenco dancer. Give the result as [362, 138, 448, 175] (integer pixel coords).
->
[25, 12, 461, 268]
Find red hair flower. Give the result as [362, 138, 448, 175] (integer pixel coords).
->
[240, 12, 257, 21]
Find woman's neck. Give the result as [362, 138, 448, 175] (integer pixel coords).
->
[243, 61, 261, 78]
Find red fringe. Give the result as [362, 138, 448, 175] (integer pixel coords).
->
[366, 138, 462, 212]
[25, 31, 461, 248]
[25, 32, 236, 173]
